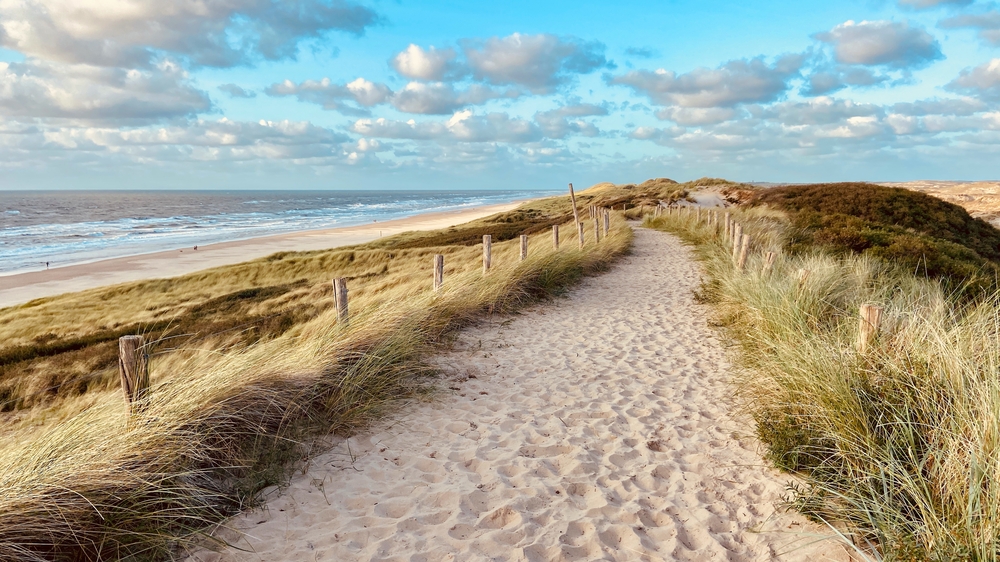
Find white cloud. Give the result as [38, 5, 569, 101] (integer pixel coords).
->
[655, 107, 738, 125]
[0, 0, 380, 68]
[265, 77, 391, 113]
[218, 83, 256, 99]
[352, 111, 542, 143]
[0, 59, 209, 123]
[389, 82, 518, 115]
[608, 55, 802, 108]
[534, 103, 607, 138]
[390, 44, 458, 81]
[814, 20, 943, 68]
[946, 58, 1000, 101]
[940, 11, 1000, 47]
[461, 33, 612, 93]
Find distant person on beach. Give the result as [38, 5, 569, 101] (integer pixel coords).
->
[45, 262, 49, 270]
[194, 245, 198, 251]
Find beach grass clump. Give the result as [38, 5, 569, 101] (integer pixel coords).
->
[645, 200, 1000, 560]
[0, 187, 633, 561]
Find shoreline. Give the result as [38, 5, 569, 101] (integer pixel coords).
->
[0, 201, 525, 308]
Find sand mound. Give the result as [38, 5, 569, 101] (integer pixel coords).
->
[186, 227, 852, 561]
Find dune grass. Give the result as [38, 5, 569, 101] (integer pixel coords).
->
[0, 183, 656, 561]
[647, 205, 1000, 560]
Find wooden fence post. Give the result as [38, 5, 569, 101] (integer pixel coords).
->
[482, 235, 492, 274]
[578, 222, 585, 248]
[552, 224, 560, 249]
[433, 254, 444, 291]
[520, 234, 528, 261]
[737, 234, 751, 270]
[333, 277, 349, 323]
[568, 183, 580, 231]
[858, 304, 883, 353]
[724, 212, 731, 240]
[762, 251, 777, 274]
[594, 216, 601, 242]
[731, 223, 743, 262]
[603, 210, 610, 236]
[119, 335, 149, 412]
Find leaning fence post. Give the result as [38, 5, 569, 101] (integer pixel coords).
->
[483, 235, 492, 274]
[552, 224, 560, 249]
[858, 304, 884, 353]
[762, 251, 777, 274]
[433, 254, 444, 291]
[737, 234, 751, 270]
[578, 222, 585, 248]
[568, 183, 581, 230]
[333, 277, 349, 323]
[520, 234, 528, 261]
[119, 335, 149, 412]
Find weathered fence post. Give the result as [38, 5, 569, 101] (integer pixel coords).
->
[520, 234, 528, 261]
[482, 235, 492, 274]
[724, 212, 731, 240]
[858, 304, 884, 353]
[737, 234, 751, 270]
[433, 254, 444, 291]
[603, 210, 610, 237]
[119, 335, 149, 412]
[731, 223, 743, 262]
[578, 222, 585, 248]
[568, 183, 581, 230]
[333, 277, 349, 323]
[552, 224, 560, 249]
[594, 216, 601, 242]
[762, 251, 777, 274]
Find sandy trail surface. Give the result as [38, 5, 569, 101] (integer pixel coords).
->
[187, 227, 851, 561]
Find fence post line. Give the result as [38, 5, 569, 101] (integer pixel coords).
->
[520, 234, 528, 261]
[737, 234, 751, 271]
[731, 223, 743, 262]
[433, 254, 444, 291]
[762, 251, 777, 274]
[333, 277, 349, 323]
[118, 335, 149, 413]
[858, 304, 884, 353]
[482, 234, 492, 274]
[552, 224, 560, 249]
[578, 221, 585, 248]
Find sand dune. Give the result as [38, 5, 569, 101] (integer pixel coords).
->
[185, 227, 852, 561]
[881, 180, 1000, 225]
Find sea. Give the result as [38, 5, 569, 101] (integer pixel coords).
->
[0, 189, 556, 276]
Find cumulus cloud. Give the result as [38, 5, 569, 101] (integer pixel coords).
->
[0, 59, 210, 122]
[890, 97, 986, 116]
[352, 111, 542, 143]
[655, 107, 738, 125]
[802, 66, 890, 96]
[608, 55, 803, 108]
[946, 58, 1000, 101]
[390, 44, 459, 81]
[940, 11, 1000, 47]
[534, 103, 608, 138]
[0, 0, 380, 68]
[898, 0, 973, 8]
[814, 20, 943, 69]
[389, 82, 518, 114]
[218, 84, 256, 98]
[265, 77, 391, 113]
[460, 33, 613, 93]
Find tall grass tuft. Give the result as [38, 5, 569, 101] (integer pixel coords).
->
[647, 208, 1000, 561]
[0, 212, 632, 560]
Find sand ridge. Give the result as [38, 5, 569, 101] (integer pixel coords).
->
[186, 227, 852, 561]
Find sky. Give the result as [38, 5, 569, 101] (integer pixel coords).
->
[1, 0, 999, 190]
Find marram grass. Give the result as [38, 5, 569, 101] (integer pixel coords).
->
[0, 210, 632, 561]
[647, 208, 1000, 561]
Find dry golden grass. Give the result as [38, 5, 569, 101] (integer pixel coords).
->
[0, 184, 653, 561]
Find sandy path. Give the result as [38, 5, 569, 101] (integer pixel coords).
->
[187, 227, 851, 562]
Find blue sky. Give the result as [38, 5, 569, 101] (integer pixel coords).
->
[1, 0, 999, 190]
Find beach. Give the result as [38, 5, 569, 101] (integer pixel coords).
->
[185, 227, 851, 561]
[0, 202, 521, 308]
